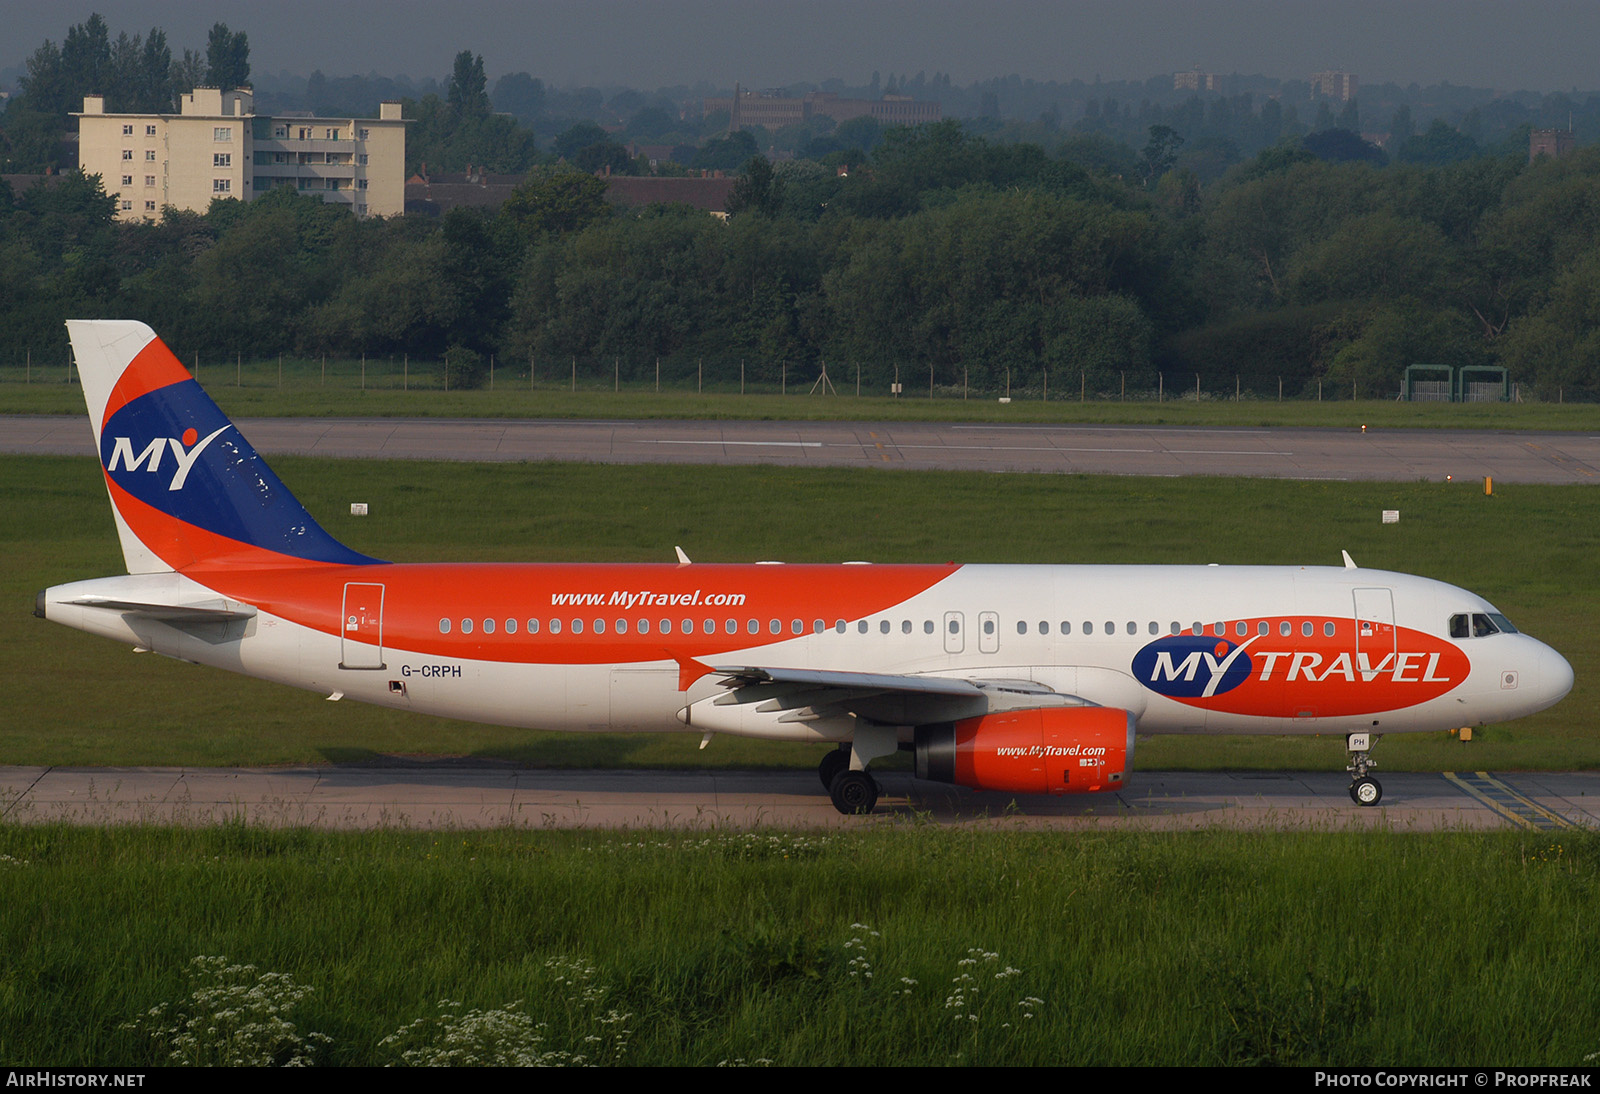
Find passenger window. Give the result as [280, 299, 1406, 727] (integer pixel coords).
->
[1235, 621, 1247, 637]
[727, 620, 738, 635]
[527, 619, 540, 634]
[1192, 622, 1202, 635]
[881, 620, 891, 635]
[771, 619, 781, 635]
[835, 620, 846, 634]
[1148, 622, 1158, 635]
[1324, 622, 1335, 637]
[572, 619, 584, 634]
[705, 620, 715, 634]
[748, 619, 759, 634]
[593, 619, 605, 634]
[681, 619, 693, 634]
[858, 620, 869, 634]
[1280, 621, 1291, 637]
[1258, 621, 1268, 636]
[1017, 621, 1028, 635]
[792, 619, 804, 635]
[923, 620, 934, 635]
[1038, 621, 1050, 635]
[616, 619, 627, 634]
[549, 619, 561, 634]
[506, 619, 517, 634]
[984, 619, 995, 636]
[1301, 621, 1312, 637]
[813, 620, 825, 634]
[1061, 621, 1073, 635]
[1126, 622, 1136, 635]
[1170, 622, 1180, 635]
[438, 618, 451, 634]
[482, 618, 495, 634]
[949, 619, 961, 634]
[1106, 621, 1115, 635]
[900, 620, 911, 635]
[1083, 621, 1094, 635]
[461, 618, 473, 634]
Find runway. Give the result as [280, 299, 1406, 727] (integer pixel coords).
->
[2, 766, 1593, 831]
[7, 414, 1600, 482]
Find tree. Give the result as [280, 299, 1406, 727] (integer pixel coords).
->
[499, 170, 611, 243]
[1302, 128, 1386, 165]
[447, 51, 489, 119]
[726, 156, 783, 217]
[204, 23, 249, 91]
[1140, 125, 1183, 188]
[554, 122, 609, 161]
[492, 73, 545, 123]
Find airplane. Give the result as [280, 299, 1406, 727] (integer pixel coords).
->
[36, 320, 1574, 814]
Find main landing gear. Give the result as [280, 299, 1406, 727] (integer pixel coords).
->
[819, 747, 879, 814]
[1347, 732, 1382, 806]
[819, 727, 896, 815]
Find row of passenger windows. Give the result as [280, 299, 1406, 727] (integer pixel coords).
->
[436, 616, 1343, 639]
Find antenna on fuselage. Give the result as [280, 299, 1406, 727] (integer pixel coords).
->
[1341, 550, 1358, 570]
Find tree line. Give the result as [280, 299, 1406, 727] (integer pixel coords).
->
[3, 113, 1599, 399]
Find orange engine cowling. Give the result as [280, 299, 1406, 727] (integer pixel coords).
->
[913, 706, 1135, 795]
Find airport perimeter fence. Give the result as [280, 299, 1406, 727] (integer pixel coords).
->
[0, 348, 1557, 403]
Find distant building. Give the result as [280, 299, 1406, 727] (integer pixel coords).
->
[1529, 128, 1575, 161]
[76, 88, 406, 221]
[1174, 70, 1220, 92]
[704, 85, 941, 131]
[1309, 71, 1358, 101]
[404, 166, 736, 218]
[602, 175, 737, 218]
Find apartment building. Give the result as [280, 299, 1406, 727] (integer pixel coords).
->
[77, 87, 406, 221]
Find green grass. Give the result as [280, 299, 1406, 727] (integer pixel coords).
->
[4, 455, 1595, 771]
[3, 824, 1598, 1066]
[6, 373, 1600, 429]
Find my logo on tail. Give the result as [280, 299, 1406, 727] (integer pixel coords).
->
[106, 425, 232, 491]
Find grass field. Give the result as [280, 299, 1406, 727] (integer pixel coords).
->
[4, 454, 1594, 772]
[4, 824, 1598, 1066]
[6, 373, 1600, 430]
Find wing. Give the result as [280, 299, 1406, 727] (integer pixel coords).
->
[707, 665, 1079, 727]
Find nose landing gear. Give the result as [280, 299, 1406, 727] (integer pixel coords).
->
[1347, 732, 1382, 805]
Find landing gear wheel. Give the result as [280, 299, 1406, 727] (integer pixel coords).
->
[829, 770, 879, 815]
[1350, 777, 1383, 806]
[818, 747, 851, 790]
[1346, 733, 1382, 807]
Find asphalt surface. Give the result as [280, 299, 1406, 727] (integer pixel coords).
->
[7, 414, 1600, 482]
[3, 766, 1594, 832]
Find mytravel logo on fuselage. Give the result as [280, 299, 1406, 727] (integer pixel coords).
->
[1131, 617, 1470, 717]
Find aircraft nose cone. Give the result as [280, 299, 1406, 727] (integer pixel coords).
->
[1538, 642, 1575, 707]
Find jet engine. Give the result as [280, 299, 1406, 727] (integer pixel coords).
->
[913, 706, 1135, 795]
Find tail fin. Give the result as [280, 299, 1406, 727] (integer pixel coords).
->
[67, 321, 382, 573]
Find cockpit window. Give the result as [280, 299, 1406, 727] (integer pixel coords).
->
[1450, 612, 1518, 638]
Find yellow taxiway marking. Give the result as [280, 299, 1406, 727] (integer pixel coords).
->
[1443, 771, 1576, 830]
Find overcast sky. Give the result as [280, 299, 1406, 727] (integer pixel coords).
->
[4, 0, 1597, 92]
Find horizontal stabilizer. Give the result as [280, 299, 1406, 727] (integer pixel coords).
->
[65, 596, 257, 623]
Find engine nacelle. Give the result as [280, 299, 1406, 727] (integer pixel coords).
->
[914, 706, 1135, 795]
